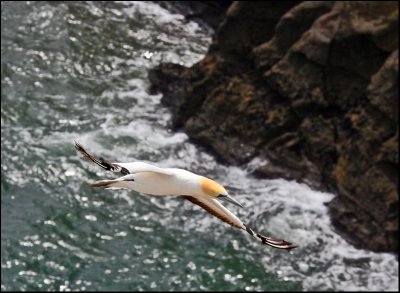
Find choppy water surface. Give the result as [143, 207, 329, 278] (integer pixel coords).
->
[1, 1, 398, 291]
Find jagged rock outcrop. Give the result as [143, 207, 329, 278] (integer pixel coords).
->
[149, 1, 398, 252]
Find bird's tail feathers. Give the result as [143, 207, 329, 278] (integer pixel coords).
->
[91, 179, 128, 190]
[244, 224, 297, 250]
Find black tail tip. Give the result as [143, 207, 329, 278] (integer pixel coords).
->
[74, 140, 83, 150]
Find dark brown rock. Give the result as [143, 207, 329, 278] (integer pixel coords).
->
[367, 50, 399, 122]
[212, 1, 301, 57]
[253, 1, 335, 71]
[148, 1, 399, 253]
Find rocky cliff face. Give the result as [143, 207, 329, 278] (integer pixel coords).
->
[149, 1, 398, 253]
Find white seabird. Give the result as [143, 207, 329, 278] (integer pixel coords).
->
[75, 141, 297, 250]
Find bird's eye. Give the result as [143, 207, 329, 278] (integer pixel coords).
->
[125, 179, 135, 182]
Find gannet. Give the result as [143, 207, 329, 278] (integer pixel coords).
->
[75, 141, 297, 250]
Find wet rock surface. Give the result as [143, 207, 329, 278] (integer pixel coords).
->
[149, 1, 398, 253]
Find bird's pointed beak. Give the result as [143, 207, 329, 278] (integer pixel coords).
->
[217, 194, 244, 208]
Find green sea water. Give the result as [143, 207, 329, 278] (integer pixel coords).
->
[1, 1, 398, 291]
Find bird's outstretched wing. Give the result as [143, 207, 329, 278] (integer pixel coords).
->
[184, 196, 297, 250]
[184, 196, 244, 229]
[75, 141, 174, 176]
[75, 141, 130, 175]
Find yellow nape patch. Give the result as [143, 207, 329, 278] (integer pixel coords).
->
[199, 177, 225, 197]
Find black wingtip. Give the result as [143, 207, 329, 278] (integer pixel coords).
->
[244, 224, 297, 250]
[74, 141, 93, 161]
[74, 141, 129, 175]
[74, 140, 84, 152]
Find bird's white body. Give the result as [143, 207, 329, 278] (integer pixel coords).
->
[75, 142, 297, 250]
[109, 163, 204, 196]
[122, 169, 197, 196]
